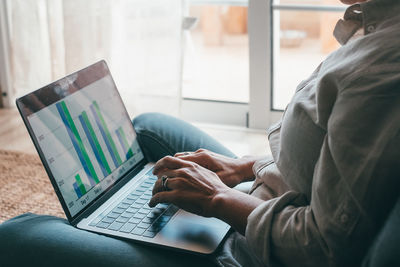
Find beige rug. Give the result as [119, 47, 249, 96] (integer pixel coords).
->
[0, 150, 65, 223]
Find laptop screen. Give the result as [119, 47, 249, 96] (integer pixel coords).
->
[17, 61, 145, 218]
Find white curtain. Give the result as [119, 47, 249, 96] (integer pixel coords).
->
[2, 0, 183, 117]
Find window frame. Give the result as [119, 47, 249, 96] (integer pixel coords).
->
[182, 0, 347, 129]
[181, 0, 282, 129]
[270, 2, 346, 111]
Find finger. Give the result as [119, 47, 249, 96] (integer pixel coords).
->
[158, 177, 185, 193]
[155, 168, 187, 180]
[194, 148, 208, 153]
[149, 191, 177, 207]
[175, 149, 207, 157]
[175, 151, 212, 167]
[153, 156, 194, 175]
[174, 151, 192, 157]
[152, 176, 172, 195]
[152, 172, 187, 195]
[175, 153, 202, 163]
[175, 153, 197, 162]
[152, 177, 163, 195]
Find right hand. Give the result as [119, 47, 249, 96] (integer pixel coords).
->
[174, 149, 256, 188]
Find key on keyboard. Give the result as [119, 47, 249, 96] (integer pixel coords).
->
[91, 172, 179, 238]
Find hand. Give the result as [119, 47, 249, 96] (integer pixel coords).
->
[174, 149, 256, 188]
[150, 156, 230, 217]
[150, 155, 264, 234]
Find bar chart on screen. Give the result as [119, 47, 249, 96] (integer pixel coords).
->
[27, 75, 144, 216]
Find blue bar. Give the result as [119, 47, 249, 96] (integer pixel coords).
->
[73, 182, 82, 198]
[56, 102, 96, 187]
[90, 105, 119, 168]
[115, 129, 128, 156]
[79, 114, 108, 177]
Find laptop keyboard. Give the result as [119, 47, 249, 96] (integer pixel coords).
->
[89, 172, 178, 238]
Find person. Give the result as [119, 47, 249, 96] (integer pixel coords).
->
[0, 0, 399, 266]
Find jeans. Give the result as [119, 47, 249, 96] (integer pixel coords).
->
[362, 197, 400, 267]
[0, 113, 236, 267]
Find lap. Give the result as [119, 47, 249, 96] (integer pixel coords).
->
[0, 213, 217, 267]
[362, 198, 400, 267]
[132, 112, 236, 161]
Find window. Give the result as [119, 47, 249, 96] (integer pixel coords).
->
[181, 0, 250, 127]
[182, 2, 249, 103]
[0, 0, 349, 129]
[247, 0, 346, 128]
[183, 0, 346, 129]
[272, 0, 346, 110]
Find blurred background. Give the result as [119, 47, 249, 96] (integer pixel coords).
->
[184, 0, 343, 110]
[0, 0, 346, 155]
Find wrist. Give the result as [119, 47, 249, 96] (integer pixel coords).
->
[237, 156, 258, 182]
[210, 187, 264, 234]
[210, 187, 233, 219]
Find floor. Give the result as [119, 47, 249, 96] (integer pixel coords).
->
[0, 108, 36, 153]
[0, 108, 270, 157]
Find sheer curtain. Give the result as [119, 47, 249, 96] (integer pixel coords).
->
[1, 0, 183, 117]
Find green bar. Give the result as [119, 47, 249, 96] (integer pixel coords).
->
[75, 174, 87, 195]
[93, 101, 122, 165]
[119, 127, 134, 158]
[61, 101, 99, 183]
[82, 111, 112, 174]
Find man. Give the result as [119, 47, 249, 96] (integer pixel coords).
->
[0, 0, 398, 266]
[149, 0, 400, 266]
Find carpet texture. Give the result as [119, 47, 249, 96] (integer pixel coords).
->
[0, 150, 65, 223]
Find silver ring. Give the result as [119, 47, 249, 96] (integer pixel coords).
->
[161, 175, 170, 191]
[183, 152, 190, 155]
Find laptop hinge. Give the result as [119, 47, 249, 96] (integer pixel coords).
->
[70, 159, 147, 226]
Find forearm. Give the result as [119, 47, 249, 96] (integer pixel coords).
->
[212, 188, 264, 235]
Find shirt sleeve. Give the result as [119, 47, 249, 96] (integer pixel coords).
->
[250, 157, 290, 201]
[245, 66, 400, 266]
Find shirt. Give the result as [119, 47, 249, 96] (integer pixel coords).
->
[216, 0, 400, 266]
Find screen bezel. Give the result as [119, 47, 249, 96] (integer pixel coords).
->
[16, 60, 147, 224]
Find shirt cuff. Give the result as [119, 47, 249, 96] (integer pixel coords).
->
[245, 191, 304, 265]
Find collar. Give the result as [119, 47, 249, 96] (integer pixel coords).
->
[333, 4, 363, 45]
[333, 0, 400, 45]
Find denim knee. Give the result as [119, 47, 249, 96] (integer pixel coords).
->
[132, 112, 236, 160]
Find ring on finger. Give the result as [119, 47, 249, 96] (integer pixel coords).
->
[161, 175, 170, 191]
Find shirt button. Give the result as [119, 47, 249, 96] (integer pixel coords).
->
[340, 213, 349, 224]
[367, 25, 375, 33]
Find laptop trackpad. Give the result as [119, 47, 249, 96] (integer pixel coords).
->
[158, 210, 230, 253]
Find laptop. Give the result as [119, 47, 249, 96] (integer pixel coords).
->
[16, 60, 230, 255]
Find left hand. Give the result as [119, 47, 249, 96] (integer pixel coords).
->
[150, 156, 230, 217]
[174, 149, 257, 187]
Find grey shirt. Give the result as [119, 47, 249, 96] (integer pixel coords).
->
[217, 0, 400, 266]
